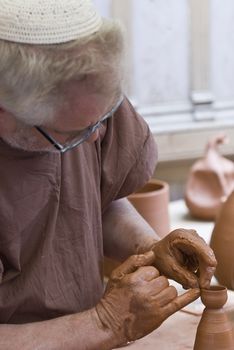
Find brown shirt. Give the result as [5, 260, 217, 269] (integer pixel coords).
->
[0, 97, 157, 323]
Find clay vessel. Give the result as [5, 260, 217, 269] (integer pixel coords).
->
[128, 179, 170, 238]
[194, 285, 234, 349]
[185, 134, 234, 220]
[210, 190, 234, 289]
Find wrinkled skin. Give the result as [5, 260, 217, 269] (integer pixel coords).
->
[96, 251, 200, 345]
[152, 228, 217, 289]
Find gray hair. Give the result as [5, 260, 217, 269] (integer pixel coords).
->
[0, 19, 125, 125]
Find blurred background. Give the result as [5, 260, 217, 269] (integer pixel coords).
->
[93, 0, 234, 200]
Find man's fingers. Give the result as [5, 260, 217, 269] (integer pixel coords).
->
[170, 229, 217, 288]
[164, 256, 199, 289]
[149, 275, 169, 294]
[111, 251, 155, 281]
[198, 265, 216, 289]
[152, 285, 178, 306]
[131, 266, 160, 282]
[163, 288, 200, 317]
[190, 247, 216, 288]
[172, 229, 217, 266]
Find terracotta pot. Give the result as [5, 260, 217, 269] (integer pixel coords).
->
[210, 190, 234, 289]
[185, 134, 234, 220]
[193, 285, 234, 350]
[128, 179, 170, 238]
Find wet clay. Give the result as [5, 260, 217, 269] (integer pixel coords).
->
[98, 252, 200, 346]
[193, 285, 234, 349]
[128, 179, 170, 238]
[185, 134, 234, 220]
[210, 190, 234, 289]
[152, 228, 217, 289]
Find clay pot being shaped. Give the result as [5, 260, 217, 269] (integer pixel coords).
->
[210, 190, 234, 289]
[185, 134, 234, 220]
[193, 286, 234, 350]
[128, 179, 170, 238]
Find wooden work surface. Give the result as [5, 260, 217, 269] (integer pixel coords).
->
[116, 299, 234, 350]
[116, 310, 200, 349]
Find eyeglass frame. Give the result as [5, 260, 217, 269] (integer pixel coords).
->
[35, 96, 124, 153]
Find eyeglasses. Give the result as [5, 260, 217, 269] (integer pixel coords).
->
[35, 96, 124, 153]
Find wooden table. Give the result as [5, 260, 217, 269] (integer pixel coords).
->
[116, 298, 234, 350]
[116, 310, 200, 350]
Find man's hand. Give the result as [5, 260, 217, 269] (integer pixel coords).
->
[96, 252, 199, 345]
[152, 228, 217, 289]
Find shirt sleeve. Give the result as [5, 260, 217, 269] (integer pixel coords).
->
[100, 97, 158, 213]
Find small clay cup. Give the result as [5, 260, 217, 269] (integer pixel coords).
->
[200, 285, 228, 309]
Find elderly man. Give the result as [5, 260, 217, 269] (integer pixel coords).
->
[0, 0, 216, 349]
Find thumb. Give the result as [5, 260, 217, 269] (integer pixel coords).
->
[111, 251, 155, 281]
[163, 288, 200, 317]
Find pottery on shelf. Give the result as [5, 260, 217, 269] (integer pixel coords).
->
[210, 190, 234, 290]
[185, 134, 234, 220]
[128, 178, 170, 238]
[193, 285, 234, 350]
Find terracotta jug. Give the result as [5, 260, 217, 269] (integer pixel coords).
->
[210, 190, 234, 289]
[193, 285, 234, 350]
[185, 134, 234, 220]
[127, 179, 170, 238]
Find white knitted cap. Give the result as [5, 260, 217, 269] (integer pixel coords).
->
[0, 0, 103, 44]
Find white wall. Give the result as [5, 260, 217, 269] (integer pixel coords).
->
[92, 0, 111, 17]
[132, 0, 190, 106]
[93, 1, 234, 116]
[211, 0, 234, 103]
